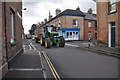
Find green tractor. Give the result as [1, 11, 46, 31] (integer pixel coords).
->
[40, 25, 65, 48]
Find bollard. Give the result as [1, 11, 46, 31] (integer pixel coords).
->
[88, 38, 91, 47]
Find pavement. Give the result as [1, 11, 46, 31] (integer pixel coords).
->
[66, 41, 120, 58]
[2, 39, 45, 80]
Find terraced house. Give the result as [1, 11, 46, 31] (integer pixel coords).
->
[0, 1, 23, 79]
[36, 7, 86, 41]
[95, 0, 120, 47]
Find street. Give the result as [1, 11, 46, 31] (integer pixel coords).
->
[32, 39, 118, 78]
[3, 39, 119, 80]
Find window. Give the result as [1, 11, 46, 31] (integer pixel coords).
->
[73, 19, 78, 27]
[70, 32, 72, 38]
[109, 0, 116, 13]
[58, 20, 61, 27]
[88, 32, 92, 39]
[76, 32, 78, 37]
[111, 22, 116, 27]
[10, 9, 15, 45]
[66, 32, 69, 38]
[88, 21, 92, 28]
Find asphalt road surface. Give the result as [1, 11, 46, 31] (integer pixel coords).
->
[32, 40, 119, 79]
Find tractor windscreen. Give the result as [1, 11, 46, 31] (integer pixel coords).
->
[47, 25, 60, 32]
[47, 27, 52, 32]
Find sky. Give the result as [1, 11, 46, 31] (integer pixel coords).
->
[22, 0, 96, 34]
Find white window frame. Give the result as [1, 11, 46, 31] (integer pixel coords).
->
[73, 19, 78, 27]
[10, 10, 15, 43]
[109, 0, 116, 13]
[88, 21, 92, 28]
[88, 32, 92, 38]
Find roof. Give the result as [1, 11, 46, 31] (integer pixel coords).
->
[49, 9, 85, 22]
[59, 28, 80, 31]
[84, 12, 97, 20]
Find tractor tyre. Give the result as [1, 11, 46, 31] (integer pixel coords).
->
[59, 36, 65, 47]
[40, 36, 45, 46]
[45, 38, 51, 48]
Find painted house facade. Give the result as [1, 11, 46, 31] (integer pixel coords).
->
[84, 8, 97, 41]
[96, 1, 120, 47]
[0, 2, 23, 79]
[39, 7, 85, 41]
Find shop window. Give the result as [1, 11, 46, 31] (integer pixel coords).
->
[70, 32, 72, 38]
[66, 32, 69, 38]
[73, 32, 75, 37]
[76, 32, 78, 37]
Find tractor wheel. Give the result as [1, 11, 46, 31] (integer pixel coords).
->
[45, 38, 51, 48]
[40, 36, 45, 46]
[59, 36, 65, 47]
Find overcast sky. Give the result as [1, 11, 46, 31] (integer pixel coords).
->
[22, 0, 96, 34]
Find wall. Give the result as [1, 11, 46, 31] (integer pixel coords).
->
[0, 1, 2, 79]
[118, 2, 120, 46]
[84, 20, 95, 41]
[97, 2, 120, 47]
[97, 2, 108, 44]
[1, 2, 23, 78]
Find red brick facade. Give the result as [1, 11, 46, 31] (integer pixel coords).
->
[84, 20, 97, 41]
[0, 2, 23, 78]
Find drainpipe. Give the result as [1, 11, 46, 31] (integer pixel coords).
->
[4, 2, 9, 69]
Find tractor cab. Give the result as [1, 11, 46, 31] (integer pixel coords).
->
[44, 25, 60, 33]
[44, 25, 60, 38]
[40, 25, 65, 48]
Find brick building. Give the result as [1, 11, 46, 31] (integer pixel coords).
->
[96, 1, 120, 47]
[37, 7, 85, 41]
[0, 2, 23, 79]
[84, 8, 97, 41]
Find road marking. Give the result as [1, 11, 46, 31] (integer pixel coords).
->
[65, 43, 79, 47]
[29, 42, 47, 79]
[30, 43, 37, 50]
[41, 51, 61, 80]
[29, 45, 32, 50]
[38, 51, 47, 79]
[30, 41, 61, 80]
[9, 68, 42, 71]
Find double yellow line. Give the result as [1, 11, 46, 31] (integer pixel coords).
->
[41, 51, 61, 80]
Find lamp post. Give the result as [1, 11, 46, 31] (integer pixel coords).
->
[21, 8, 27, 39]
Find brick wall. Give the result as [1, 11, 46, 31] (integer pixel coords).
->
[118, 2, 120, 46]
[4, 2, 23, 60]
[1, 2, 23, 78]
[0, 1, 2, 79]
[97, 2, 120, 46]
[84, 20, 95, 41]
[48, 16, 84, 40]
[116, 2, 120, 46]
[97, 2, 108, 44]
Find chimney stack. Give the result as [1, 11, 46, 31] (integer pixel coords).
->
[41, 21, 44, 25]
[56, 8, 61, 16]
[87, 8, 93, 14]
[49, 10, 53, 20]
[76, 6, 80, 11]
[44, 18, 47, 23]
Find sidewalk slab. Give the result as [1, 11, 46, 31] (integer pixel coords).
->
[66, 41, 120, 58]
[2, 49, 44, 79]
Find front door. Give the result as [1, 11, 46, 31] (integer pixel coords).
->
[111, 27, 116, 47]
[109, 22, 116, 47]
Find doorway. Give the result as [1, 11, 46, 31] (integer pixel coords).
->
[108, 22, 116, 47]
